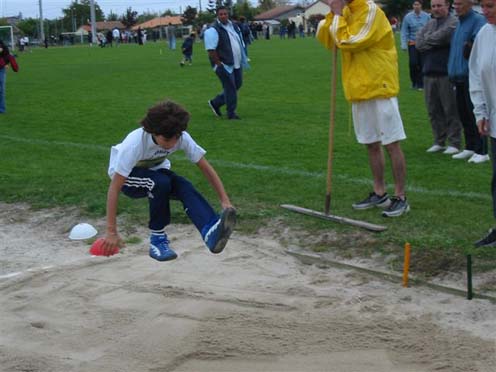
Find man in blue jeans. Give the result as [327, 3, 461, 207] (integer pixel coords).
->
[204, 6, 248, 120]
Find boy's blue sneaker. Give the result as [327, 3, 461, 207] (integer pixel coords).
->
[149, 234, 177, 262]
[204, 208, 237, 254]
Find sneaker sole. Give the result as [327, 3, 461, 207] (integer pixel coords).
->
[352, 198, 391, 210]
[208, 100, 221, 117]
[382, 204, 410, 218]
[210, 208, 237, 254]
[149, 251, 178, 262]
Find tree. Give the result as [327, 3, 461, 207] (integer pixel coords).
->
[307, 14, 325, 30]
[121, 7, 138, 28]
[258, 0, 276, 12]
[136, 12, 159, 24]
[234, 1, 256, 20]
[182, 6, 198, 26]
[380, 0, 430, 18]
[16, 18, 38, 36]
[106, 11, 119, 21]
[61, 0, 104, 32]
[197, 11, 216, 26]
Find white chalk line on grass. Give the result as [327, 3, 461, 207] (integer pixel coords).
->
[0, 134, 490, 201]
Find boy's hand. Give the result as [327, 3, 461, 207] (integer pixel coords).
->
[102, 232, 124, 256]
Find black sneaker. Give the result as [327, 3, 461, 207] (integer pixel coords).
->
[382, 197, 410, 217]
[352, 192, 391, 210]
[474, 228, 496, 248]
[208, 100, 222, 117]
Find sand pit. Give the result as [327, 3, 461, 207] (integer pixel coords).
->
[0, 203, 495, 372]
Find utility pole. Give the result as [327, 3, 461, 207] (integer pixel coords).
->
[90, 0, 97, 44]
[39, 0, 45, 42]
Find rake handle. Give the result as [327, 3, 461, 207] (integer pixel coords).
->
[325, 46, 338, 215]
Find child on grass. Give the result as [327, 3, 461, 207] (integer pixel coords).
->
[180, 33, 195, 66]
[102, 99, 236, 261]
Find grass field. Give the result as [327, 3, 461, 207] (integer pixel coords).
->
[1, 36, 495, 278]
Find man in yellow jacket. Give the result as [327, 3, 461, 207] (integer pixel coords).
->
[317, 0, 409, 217]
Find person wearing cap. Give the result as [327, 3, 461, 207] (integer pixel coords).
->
[316, 0, 409, 218]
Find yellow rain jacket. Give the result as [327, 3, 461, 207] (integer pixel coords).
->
[317, 0, 399, 102]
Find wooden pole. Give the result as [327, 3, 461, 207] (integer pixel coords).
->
[402, 242, 411, 287]
[325, 46, 338, 215]
[467, 255, 473, 300]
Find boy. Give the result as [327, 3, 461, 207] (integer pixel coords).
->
[101, 100, 236, 261]
[180, 33, 195, 66]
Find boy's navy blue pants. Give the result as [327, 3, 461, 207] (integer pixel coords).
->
[122, 167, 218, 237]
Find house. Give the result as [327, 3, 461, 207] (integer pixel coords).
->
[131, 16, 190, 39]
[254, 5, 306, 35]
[254, 5, 306, 22]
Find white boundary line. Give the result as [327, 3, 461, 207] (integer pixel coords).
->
[0, 134, 490, 201]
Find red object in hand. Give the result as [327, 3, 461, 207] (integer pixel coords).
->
[89, 238, 119, 256]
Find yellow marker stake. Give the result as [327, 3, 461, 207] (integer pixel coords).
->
[402, 242, 411, 287]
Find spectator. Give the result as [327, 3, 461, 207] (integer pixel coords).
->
[416, 0, 462, 155]
[106, 30, 113, 47]
[167, 23, 176, 50]
[238, 16, 252, 57]
[401, 0, 431, 90]
[299, 23, 305, 37]
[112, 27, 120, 46]
[448, 0, 488, 163]
[0, 40, 19, 114]
[317, 0, 409, 217]
[204, 6, 248, 120]
[180, 33, 196, 66]
[470, 0, 496, 247]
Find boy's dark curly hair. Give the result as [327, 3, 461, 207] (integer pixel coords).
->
[140, 100, 190, 138]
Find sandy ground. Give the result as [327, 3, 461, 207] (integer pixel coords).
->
[1, 202, 495, 372]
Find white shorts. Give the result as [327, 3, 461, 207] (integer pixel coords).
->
[352, 97, 406, 145]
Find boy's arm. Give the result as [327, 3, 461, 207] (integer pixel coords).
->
[196, 157, 233, 210]
[103, 173, 127, 254]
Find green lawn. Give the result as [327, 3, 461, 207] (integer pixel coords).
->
[1, 36, 495, 278]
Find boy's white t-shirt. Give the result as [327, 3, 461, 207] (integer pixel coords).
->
[108, 128, 206, 178]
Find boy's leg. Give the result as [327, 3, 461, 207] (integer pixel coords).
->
[166, 170, 236, 253]
[165, 170, 217, 232]
[122, 168, 172, 231]
[122, 168, 177, 261]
